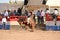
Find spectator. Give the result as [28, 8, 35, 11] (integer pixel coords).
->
[10, 10, 15, 16]
[2, 16, 7, 29]
[14, 10, 17, 16]
[8, 9, 11, 16]
[53, 9, 59, 25]
[54, 9, 59, 15]
[24, 10, 28, 16]
[33, 10, 37, 15]
[17, 8, 22, 16]
[0, 12, 2, 14]
[53, 9, 59, 19]
[4, 10, 9, 18]
[46, 9, 50, 14]
[40, 10, 45, 24]
[36, 9, 41, 24]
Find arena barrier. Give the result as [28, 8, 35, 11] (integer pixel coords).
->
[45, 14, 60, 31]
[0, 16, 27, 30]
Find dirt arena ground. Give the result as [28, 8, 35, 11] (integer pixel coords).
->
[0, 30, 60, 40]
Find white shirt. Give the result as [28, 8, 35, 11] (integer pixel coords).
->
[33, 10, 37, 15]
[2, 18, 7, 24]
[4, 11, 8, 16]
[27, 17, 30, 24]
[41, 11, 45, 16]
[54, 10, 59, 15]
[46, 10, 50, 14]
[0, 12, 3, 14]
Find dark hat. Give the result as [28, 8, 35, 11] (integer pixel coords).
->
[54, 8, 57, 10]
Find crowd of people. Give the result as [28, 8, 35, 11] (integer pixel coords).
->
[0, 8, 22, 30]
[21, 8, 59, 32]
[0, 7, 59, 32]
[46, 8, 59, 25]
[0, 8, 22, 17]
[0, 7, 46, 31]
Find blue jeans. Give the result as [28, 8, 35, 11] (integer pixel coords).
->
[3, 22, 6, 29]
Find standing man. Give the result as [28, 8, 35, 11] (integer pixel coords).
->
[53, 9, 59, 25]
[36, 9, 41, 24]
[4, 10, 9, 18]
[40, 10, 45, 24]
[2, 16, 7, 29]
[17, 8, 22, 16]
[24, 10, 28, 16]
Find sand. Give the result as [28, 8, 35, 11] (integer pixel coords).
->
[0, 30, 60, 40]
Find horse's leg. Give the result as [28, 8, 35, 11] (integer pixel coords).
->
[30, 22, 35, 32]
